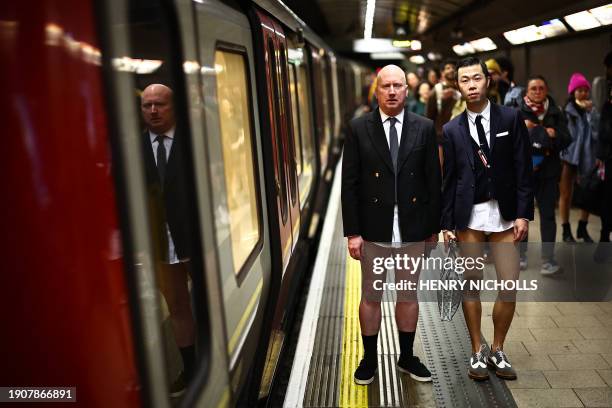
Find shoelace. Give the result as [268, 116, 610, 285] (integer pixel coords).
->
[472, 344, 488, 368]
[492, 347, 512, 368]
[475, 344, 487, 360]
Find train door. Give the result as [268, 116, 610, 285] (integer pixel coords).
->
[253, 10, 300, 274]
[191, 0, 270, 400]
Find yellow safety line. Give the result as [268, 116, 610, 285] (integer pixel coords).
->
[340, 252, 369, 407]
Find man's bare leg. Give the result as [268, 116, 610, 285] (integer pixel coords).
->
[457, 228, 486, 353]
[489, 229, 518, 350]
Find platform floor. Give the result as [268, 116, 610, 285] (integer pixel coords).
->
[284, 161, 612, 408]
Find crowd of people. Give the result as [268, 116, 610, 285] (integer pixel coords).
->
[360, 52, 612, 272]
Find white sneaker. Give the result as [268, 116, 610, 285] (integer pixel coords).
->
[519, 256, 528, 271]
[540, 261, 560, 275]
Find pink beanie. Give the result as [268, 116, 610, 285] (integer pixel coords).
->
[567, 72, 591, 95]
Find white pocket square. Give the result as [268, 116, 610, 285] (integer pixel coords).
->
[496, 131, 509, 137]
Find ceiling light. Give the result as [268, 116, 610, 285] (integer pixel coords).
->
[452, 42, 475, 56]
[469, 37, 497, 52]
[409, 55, 425, 64]
[392, 39, 412, 48]
[364, 0, 376, 39]
[590, 4, 612, 25]
[112, 57, 162, 74]
[503, 18, 569, 45]
[427, 52, 442, 61]
[354, 38, 398, 53]
[410, 40, 422, 50]
[564, 10, 601, 31]
[370, 52, 405, 60]
[538, 19, 568, 37]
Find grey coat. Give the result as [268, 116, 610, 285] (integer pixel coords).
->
[561, 101, 599, 177]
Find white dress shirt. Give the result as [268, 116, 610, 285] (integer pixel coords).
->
[379, 109, 404, 243]
[465, 101, 514, 233]
[149, 127, 181, 264]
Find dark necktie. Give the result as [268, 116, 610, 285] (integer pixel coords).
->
[475, 115, 490, 159]
[155, 135, 167, 184]
[388, 117, 399, 203]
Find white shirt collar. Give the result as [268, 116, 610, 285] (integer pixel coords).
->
[466, 100, 491, 124]
[379, 108, 405, 125]
[149, 126, 176, 143]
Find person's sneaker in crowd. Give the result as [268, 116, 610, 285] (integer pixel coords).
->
[169, 371, 186, 398]
[467, 345, 489, 381]
[488, 347, 517, 380]
[354, 358, 377, 385]
[519, 255, 528, 271]
[397, 355, 432, 382]
[540, 261, 561, 275]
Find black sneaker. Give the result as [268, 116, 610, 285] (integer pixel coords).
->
[468, 345, 489, 381]
[169, 371, 186, 398]
[397, 355, 432, 382]
[488, 347, 517, 380]
[354, 358, 377, 385]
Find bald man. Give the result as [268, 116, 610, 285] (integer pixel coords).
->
[342, 65, 441, 384]
[141, 84, 196, 396]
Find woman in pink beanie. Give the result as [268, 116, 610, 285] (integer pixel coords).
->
[559, 72, 600, 242]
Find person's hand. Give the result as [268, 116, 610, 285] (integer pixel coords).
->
[583, 99, 593, 111]
[442, 230, 456, 250]
[524, 120, 537, 129]
[545, 127, 556, 138]
[347, 235, 364, 260]
[513, 219, 529, 242]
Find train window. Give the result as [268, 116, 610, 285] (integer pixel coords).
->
[288, 64, 302, 176]
[296, 64, 314, 204]
[279, 45, 298, 206]
[214, 48, 261, 274]
[268, 39, 288, 224]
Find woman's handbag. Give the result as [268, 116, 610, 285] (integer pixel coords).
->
[437, 239, 464, 321]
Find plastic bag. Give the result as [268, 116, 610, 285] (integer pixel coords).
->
[437, 239, 463, 321]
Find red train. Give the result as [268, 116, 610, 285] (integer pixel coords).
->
[2, 0, 368, 406]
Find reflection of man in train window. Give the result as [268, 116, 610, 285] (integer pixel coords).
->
[342, 65, 441, 385]
[141, 84, 196, 396]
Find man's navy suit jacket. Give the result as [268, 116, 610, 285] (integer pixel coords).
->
[441, 103, 534, 231]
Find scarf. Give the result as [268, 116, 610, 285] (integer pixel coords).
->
[524, 95, 547, 118]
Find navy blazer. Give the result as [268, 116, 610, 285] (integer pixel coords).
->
[441, 103, 534, 231]
[342, 108, 441, 242]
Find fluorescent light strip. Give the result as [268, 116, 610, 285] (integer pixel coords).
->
[469, 37, 497, 52]
[364, 0, 376, 39]
[409, 55, 425, 64]
[590, 4, 612, 25]
[370, 52, 405, 60]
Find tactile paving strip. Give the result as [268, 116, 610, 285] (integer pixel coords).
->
[303, 211, 346, 408]
[418, 301, 517, 408]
